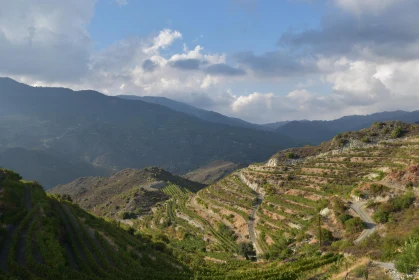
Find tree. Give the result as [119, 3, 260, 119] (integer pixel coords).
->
[395, 236, 419, 273]
[239, 242, 256, 260]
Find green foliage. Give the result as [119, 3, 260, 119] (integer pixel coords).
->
[391, 126, 404, 138]
[217, 222, 237, 242]
[316, 227, 334, 243]
[373, 209, 389, 223]
[361, 137, 370, 143]
[344, 217, 365, 234]
[338, 213, 353, 225]
[369, 184, 388, 196]
[239, 242, 256, 260]
[395, 236, 419, 274]
[388, 191, 415, 212]
[285, 152, 298, 159]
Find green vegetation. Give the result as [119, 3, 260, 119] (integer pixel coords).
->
[392, 126, 404, 138]
[373, 192, 415, 223]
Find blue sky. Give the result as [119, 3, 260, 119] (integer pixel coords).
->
[2, 0, 419, 123]
[90, 0, 324, 54]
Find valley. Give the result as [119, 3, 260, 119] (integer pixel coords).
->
[3, 121, 419, 278]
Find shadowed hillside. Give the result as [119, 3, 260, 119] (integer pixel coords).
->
[0, 77, 299, 188]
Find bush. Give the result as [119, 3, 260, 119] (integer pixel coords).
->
[285, 152, 298, 159]
[338, 214, 353, 225]
[395, 236, 419, 274]
[239, 242, 256, 260]
[387, 192, 415, 212]
[373, 209, 389, 223]
[369, 184, 387, 195]
[361, 137, 370, 143]
[391, 126, 404, 138]
[345, 217, 365, 234]
[316, 228, 334, 243]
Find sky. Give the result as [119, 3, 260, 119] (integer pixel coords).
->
[1, 0, 419, 123]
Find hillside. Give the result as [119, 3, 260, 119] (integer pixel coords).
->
[0, 77, 298, 188]
[184, 161, 244, 185]
[276, 110, 419, 145]
[0, 169, 194, 279]
[0, 168, 345, 279]
[49, 167, 205, 220]
[119, 95, 263, 130]
[0, 148, 110, 189]
[130, 121, 419, 278]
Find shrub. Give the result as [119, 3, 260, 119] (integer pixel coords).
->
[386, 191, 415, 212]
[369, 184, 388, 195]
[239, 242, 256, 260]
[345, 217, 365, 234]
[391, 126, 404, 138]
[395, 236, 419, 274]
[316, 228, 334, 243]
[373, 209, 389, 223]
[285, 152, 298, 159]
[361, 137, 370, 143]
[338, 214, 353, 225]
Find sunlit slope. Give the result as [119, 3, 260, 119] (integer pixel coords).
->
[136, 121, 419, 274]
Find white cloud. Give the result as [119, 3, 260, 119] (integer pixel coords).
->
[334, 0, 403, 15]
[115, 0, 128, 7]
[0, 0, 94, 82]
[143, 29, 182, 54]
[3, 0, 419, 124]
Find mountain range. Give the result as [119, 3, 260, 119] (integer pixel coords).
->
[0, 78, 297, 188]
[2, 77, 419, 189]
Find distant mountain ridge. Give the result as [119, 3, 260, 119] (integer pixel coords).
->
[276, 110, 419, 145]
[118, 95, 264, 130]
[0, 77, 298, 188]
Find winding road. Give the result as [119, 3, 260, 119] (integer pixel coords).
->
[350, 201, 377, 244]
[237, 172, 264, 256]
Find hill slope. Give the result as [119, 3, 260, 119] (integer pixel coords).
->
[119, 95, 263, 130]
[0, 168, 344, 279]
[183, 160, 244, 185]
[132, 121, 419, 277]
[0, 148, 110, 189]
[276, 110, 419, 145]
[49, 167, 205, 219]
[0, 77, 298, 188]
[0, 169, 194, 279]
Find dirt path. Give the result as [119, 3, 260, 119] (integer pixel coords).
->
[237, 172, 264, 256]
[350, 201, 376, 244]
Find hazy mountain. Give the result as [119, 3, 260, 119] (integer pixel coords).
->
[119, 95, 264, 130]
[276, 110, 419, 145]
[0, 147, 110, 189]
[0, 77, 298, 187]
[260, 121, 289, 130]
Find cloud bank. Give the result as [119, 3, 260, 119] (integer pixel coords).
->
[1, 0, 419, 123]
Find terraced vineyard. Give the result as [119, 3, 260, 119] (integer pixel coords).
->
[136, 122, 419, 277]
[0, 169, 195, 279]
[4, 121, 419, 278]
